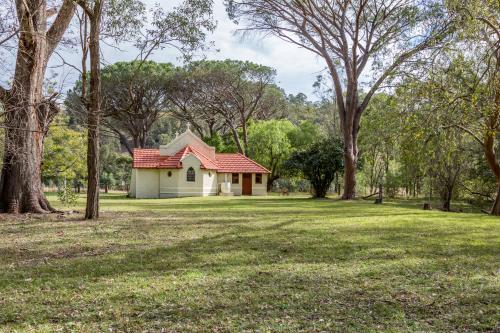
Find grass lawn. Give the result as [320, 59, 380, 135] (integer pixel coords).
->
[0, 194, 498, 332]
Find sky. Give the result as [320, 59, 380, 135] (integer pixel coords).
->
[45, 0, 327, 100]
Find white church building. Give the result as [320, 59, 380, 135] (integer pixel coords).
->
[130, 128, 270, 198]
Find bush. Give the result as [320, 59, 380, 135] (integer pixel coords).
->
[285, 137, 344, 198]
[57, 182, 79, 206]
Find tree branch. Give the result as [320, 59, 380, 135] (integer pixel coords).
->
[0, 29, 19, 47]
[360, 23, 454, 112]
[46, 0, 76, 58]
[442, 124, 484, 147]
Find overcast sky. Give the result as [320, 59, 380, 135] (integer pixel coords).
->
[46, 0, 326, 100]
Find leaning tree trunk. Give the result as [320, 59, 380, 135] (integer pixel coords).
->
[267, 174, 279, 192]
[85, 4, 103, 220]
[229, 125, 245, 155]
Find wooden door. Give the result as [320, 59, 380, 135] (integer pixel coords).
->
[242, 173, 252, 195]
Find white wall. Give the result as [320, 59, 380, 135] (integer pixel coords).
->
[134, 169, 160, 199]
[203, 170, 218, 196]
[132, 168, 267, 199]
[158, 154, 217, 197]
[130, 169, 137, 197]
[159, 169, 180, 198]
[218, 173, 242, 195]
[252, 173, 268, 196]
[217, 173, 268, 196]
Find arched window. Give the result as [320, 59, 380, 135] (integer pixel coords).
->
[186, 167, 195, 182]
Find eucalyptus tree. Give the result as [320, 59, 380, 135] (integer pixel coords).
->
[227, 0, 456, 199]
[74, 0, 107, 219]
[0, 0, 75, 214]
[441, 0, 500, 215]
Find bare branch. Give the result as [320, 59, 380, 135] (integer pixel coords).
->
[46, 0, 76, 58]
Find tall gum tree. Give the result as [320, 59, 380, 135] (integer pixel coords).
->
[447, 0, 500, 215]
[75, 0, 104, 219]
[0, 0, 75, 213]
[226, 0, 456, 198]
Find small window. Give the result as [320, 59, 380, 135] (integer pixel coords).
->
[168, 171, 172, 177]
[232, 173, 239, 184]
[208, 172, 212, 177]
[256, 173, 262, 184]
[187, 167, 195, 182]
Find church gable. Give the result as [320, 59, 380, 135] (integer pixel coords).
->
[160, 127, 216, 160]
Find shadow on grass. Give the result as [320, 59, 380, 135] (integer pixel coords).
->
[1, 197, 498, 332]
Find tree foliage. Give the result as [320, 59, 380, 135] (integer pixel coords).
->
[168, 60, 285, 155]
[286, 138, 344, 198]
[247, 120, 296, 190]
[67, 61, 175, 156]
[42, 117, 87, 184]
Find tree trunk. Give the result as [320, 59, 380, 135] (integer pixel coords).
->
[313, 185, 327, 199]
[85, 4, 103, 220]
[441, 189, 451, 212]
[342, 134, 358, 200]
[0, 100, 55, 213]
[491, 184, 500, 216]
[267, 175, 279, 192]
[483, 130, 500, 216]
[230, 125, 245, 155]
[242, 122, 249, 156]
[0, 0, 74, 214]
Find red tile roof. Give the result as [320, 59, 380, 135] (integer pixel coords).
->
[215, 153, 270, 173]
[132, 149, 170, 169]
[133, 147, 269, 173]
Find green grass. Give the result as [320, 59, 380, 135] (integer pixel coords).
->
[0, 194, 498, 332]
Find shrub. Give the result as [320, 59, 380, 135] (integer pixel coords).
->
[285, 137, 344, 198]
